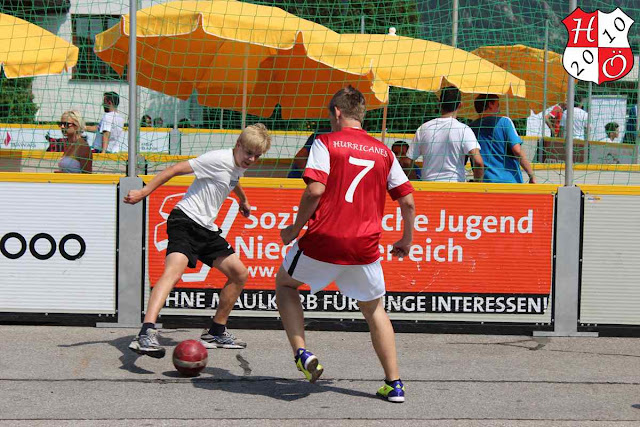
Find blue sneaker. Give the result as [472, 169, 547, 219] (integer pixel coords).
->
[376, 379, 405, 403]
[295, 348, 324, 383]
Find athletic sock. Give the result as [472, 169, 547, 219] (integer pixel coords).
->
[139, 322, 155, 336]
[208, 321, 226, 336]
[385, 378, 401, 386]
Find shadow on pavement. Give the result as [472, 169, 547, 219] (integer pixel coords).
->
[57, 329, 187, 375]
[161, 366, 378, 402]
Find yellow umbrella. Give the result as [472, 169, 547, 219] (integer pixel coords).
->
[94, 0, 389, 121]
[458, 44, 568, 119]
[0, 13, 78, 78]
[338, 33, 526, 97]
[337, 32, 526, 139]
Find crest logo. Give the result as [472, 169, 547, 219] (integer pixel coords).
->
[562, 8, 634, 84]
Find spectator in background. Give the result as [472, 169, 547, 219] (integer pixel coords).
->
[408, 86, 484, 182]
[57, 110, 92, 174]
[560, 102, 589, 141]
[153, 117, 164, 128]
[469, 94, 536, 184]
[391, 141, 421, 179]
[544, 102, 566, 138]
[140, 115, 153, 127]
[86, 91, 125, 153]
[625, 104, 637, 143]
[601, 122, 620, 143]
[177, 118, 192, 128]
[287, 127, 331, 178]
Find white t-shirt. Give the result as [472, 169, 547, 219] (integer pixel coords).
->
[176, 148, 247, 231]
[408, 117, 480, 182]
[560, 107, 589, 140]
[94, 111, 125, 152]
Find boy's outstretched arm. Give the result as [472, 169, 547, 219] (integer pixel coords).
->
[123, 160, 194, 204]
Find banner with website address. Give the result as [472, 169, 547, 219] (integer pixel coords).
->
[148, 186, 554, 316]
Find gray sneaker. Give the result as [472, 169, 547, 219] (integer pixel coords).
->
[200, 329, 247, 349]
[129, 328, 166, 358]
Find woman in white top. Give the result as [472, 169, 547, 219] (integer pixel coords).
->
[57, 110, 92, 173]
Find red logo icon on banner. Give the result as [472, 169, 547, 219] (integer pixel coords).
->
[562, 8, 635, 84]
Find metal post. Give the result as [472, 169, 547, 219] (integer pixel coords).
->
[534, 187, 597, 337]
[127, 0, 137, 178]
[360, 15, 365, 34]
[585, 82, 593, 162]
[539, 20, 549, 163]
[635, 42, 640, 163]
[173, 98, 178, 131]
[564, 2, 577, 186]
[451, 0, 458, 47]
[97, 177, 144, 328]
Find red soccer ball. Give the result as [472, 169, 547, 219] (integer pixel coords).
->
[172, 339, 208, 377]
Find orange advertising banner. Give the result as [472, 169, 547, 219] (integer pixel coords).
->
[148, 186, 554, 315]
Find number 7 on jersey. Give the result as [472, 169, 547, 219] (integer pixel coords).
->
[345, 156, 375, 203]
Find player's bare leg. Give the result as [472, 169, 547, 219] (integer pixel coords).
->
[144, 252, 190, 323]
[358, 298, 399, 381]
[358, 298, 405, 402]
[358, 298, 405, 403]
[200, 253, 249, 349]
[211, 253, 248, 324]
[275, 265, 306, 352]
[130, 252, 189, 358]
[276, 265, 323, 383]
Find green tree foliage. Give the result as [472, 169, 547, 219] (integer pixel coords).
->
[0, 77, 39, 124]
[0, 10, 44, 124]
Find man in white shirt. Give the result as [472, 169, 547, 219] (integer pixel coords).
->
[123, 124, 272, 358]
[87, 92, 126, 153]
[408, 86, 484, 182]
[560, 102, 590, 141]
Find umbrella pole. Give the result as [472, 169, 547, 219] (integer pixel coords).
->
[381, 104, 388, 144]
[241, 45, 249, 130]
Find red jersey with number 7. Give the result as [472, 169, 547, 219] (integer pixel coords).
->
[299, 127, 414, 265]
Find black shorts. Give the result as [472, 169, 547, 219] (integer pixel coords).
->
[166, 209, 235, 268]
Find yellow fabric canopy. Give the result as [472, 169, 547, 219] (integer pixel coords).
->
[337, 34, 526, 98]
[0, 13, 78, 78]
[458, 44, 567, 119]
[94, 0, 389, 120]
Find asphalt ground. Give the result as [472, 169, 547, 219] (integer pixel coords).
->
[1, 325, 640, 426]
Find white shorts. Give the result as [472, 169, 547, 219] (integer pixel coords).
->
[282, 241, 385, 302]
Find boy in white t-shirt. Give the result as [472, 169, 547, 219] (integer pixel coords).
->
[124, 124, 272, 358]
[86, 91, 125, 153]
[408, 86, 484, 182]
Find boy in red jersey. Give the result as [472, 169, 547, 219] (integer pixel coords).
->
[276, 86, 416, 403]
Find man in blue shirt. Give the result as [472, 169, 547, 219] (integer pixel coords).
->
[287, 127, 331, 178]
[469, 94, 536, 183]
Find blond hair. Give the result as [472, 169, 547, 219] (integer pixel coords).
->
[239, 123, 271, 153]
[62, 110, 86, 133]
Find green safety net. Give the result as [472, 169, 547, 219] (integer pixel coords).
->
[0, 0, 638, 184]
